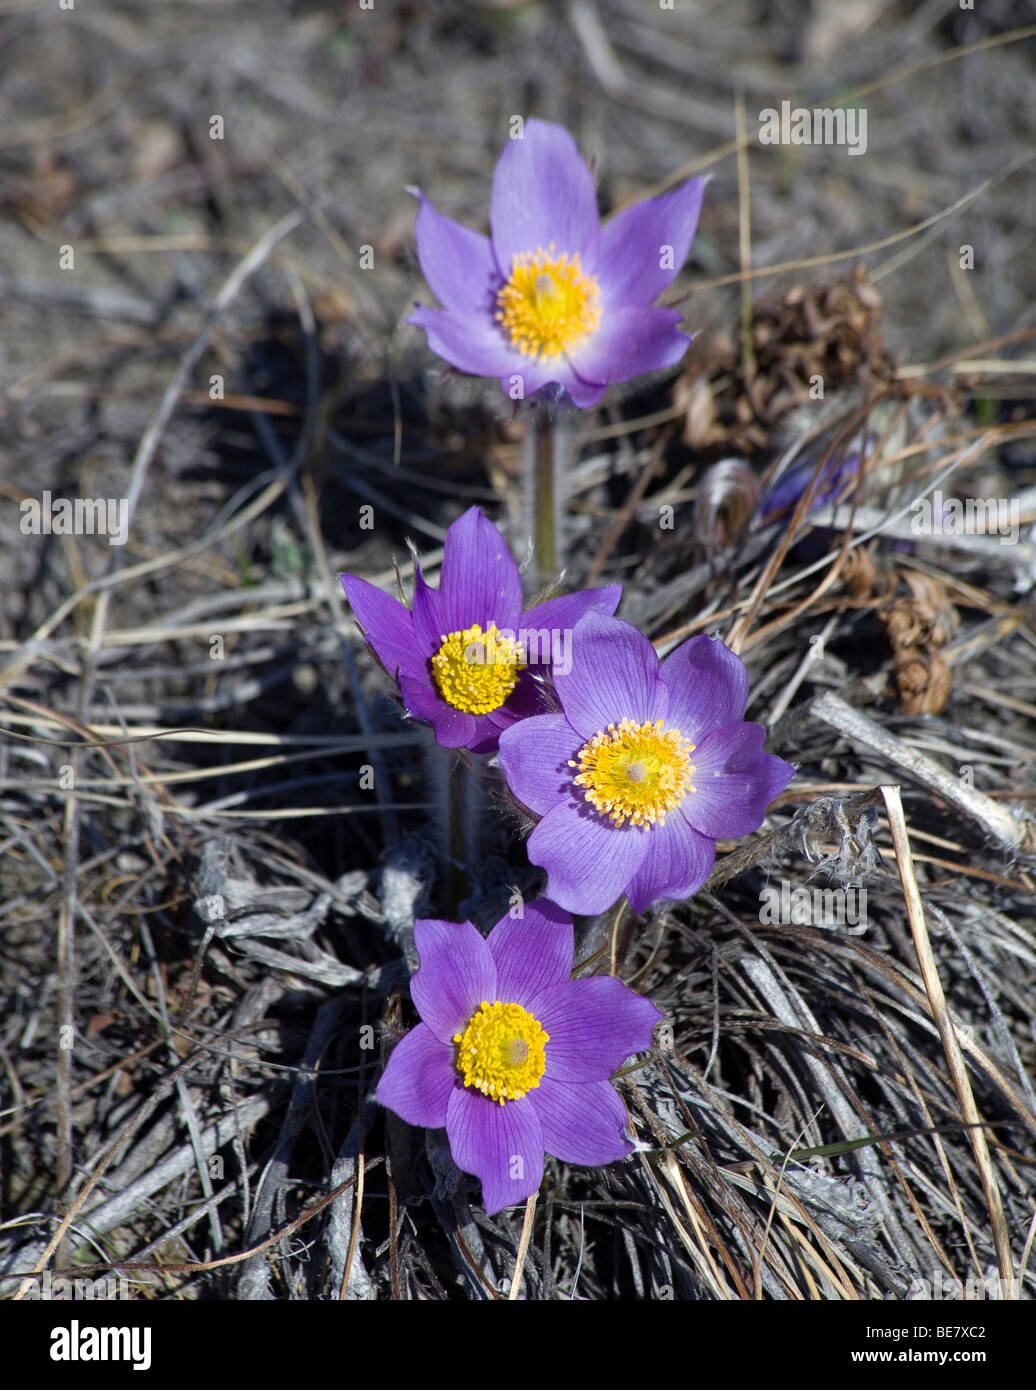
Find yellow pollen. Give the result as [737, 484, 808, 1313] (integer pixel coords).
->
[453, 1000, 549, 1105]
[495, 243, 601, 359]
[570, 718, 696, 827]
[430, 622, 523, 714]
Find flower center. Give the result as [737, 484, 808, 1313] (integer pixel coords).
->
[431, 622, 523, 714]
[495, 244, 601, 359]
[570, 718, 696, 827]
[453, 1000, 549, 1104]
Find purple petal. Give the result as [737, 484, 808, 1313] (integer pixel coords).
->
[762, 452, 858, 519]
[521, 583, 622, 639]
[532, 975, 661, 1082]
[587, 178, 706, 309]
[498, 712, 581, 817]
[411, 918, 497, 1045]
[398, 671, 478, 748]
[530, 1076, 633, 1165]
[340, 574, 423, 681]
[445, 1087, 544, 1215]
[660, 634, 750, 743]
[624, 804, 715, 914]
[411, 295, 598, 401]
[526, 801, 650, 915]
[376, 1023, 457, 1128]
[554, 611, 667, 738]
[436, 506, 523, 635]
[682, 723, 795, 839]
[759, 749, 797, 807]
[408, 305, 523, 378]
[412, 193, 501, 316]
[499, 357, 605, 407]
[569, 305, 690, 387]
[486, 898, 574, 1004]
[484, 669, 551, 731]
[556, 375, 606, 409]
[410, 308, 587, 404]
[466, 717, 509, 755]
[409, 564, 446, 652]
[490, 118, 600, 271]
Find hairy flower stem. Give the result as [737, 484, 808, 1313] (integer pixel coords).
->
[424, 735, 482, 915]
[524, 404, 569, 593]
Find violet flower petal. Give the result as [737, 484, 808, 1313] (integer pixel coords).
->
[527, 802, 650, 915]
[682, 722, 795, 840]
[624, 804, 716, 914]
[762, 452, 858, 519]
[569, 305, 690, 387]
[398, 672, 478, 749]
[484, 669, 550, 732]
[522, 583, 622, 637]
[660, 634, 750, 741]
[410, 301, 596, 402]
[376, 1023, 456, 1129]
[340, 574, 423, 681]
[490, 118, 599, 270]
[586, 178, 706, 310]
[407, 306, 525, 379]
[467, 717, 515, 755]
[498, 357, 607, 407]
[557, 375, 607, 409]
[409, 565, 446, 653]
[497, 713, 581, 817]
[555, 610, 668, 738]
[412, 193, 501, 316]
[529, 1076, 633, 1165]
[436, 505, 523, 635]
[531, 975, 661, 1082]
[446, 1086, 544, 1215]
[758, 747, 798, 808]
[411, 918, 497, 1045]
[486, 898, 574, 1004]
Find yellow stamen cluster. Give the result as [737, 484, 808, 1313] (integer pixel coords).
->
[496, 244, 601, 359]
[431, 623, 523, 714]
[571, 718, 696, 827]
[454, 1000, 549, 1104]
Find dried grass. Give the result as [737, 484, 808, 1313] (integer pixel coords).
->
[1, 0, 1034, 1300]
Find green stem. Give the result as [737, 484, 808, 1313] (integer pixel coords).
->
[524, 404, 569, 593]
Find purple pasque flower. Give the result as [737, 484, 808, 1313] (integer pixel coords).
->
[757, 451, 862, 563]
[408, 118, 705, 408]
[341, 505, 620, 753]
[377, 898, 661, 1215]
[759, 451, 860, 523]
[498, 612, 795, 914]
